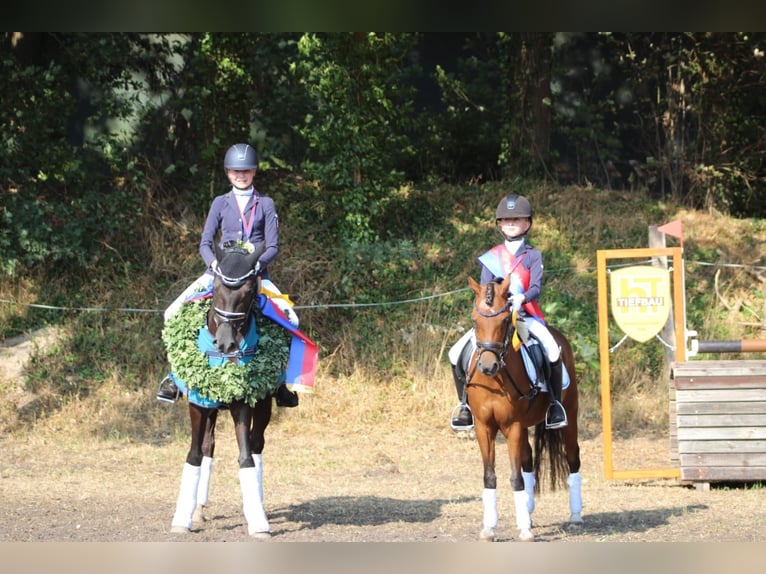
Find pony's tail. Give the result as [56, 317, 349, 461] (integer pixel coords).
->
[533, 423, 569, 492]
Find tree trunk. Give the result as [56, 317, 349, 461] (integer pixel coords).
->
[505, 33, 553, 177]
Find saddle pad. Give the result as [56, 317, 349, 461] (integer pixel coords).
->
[168, 371, 221, 408]
[520, 342, 570, 392]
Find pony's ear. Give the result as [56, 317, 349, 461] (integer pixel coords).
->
[214, 241, 225, 263]
[245, 241, 266, 272]
[468, 276, 481, 295]
[252, 241, 266, 261]
[500, 273, 512, 295]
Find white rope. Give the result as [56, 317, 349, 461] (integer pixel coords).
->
[2, 258, 762, 315]
[609, 334, 629, 353]
[655, 333, 676, 350]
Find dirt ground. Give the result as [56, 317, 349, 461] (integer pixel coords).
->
[1, 329, 764, 545]
[1, 408, 764, 544]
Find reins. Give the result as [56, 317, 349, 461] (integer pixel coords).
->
[468, 298, 539, 402]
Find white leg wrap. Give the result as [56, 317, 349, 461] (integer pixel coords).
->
[481, 488, 498, 530]
[522, 471, 536, 515]
[252, 453, 264, 501]
[239, 467, 270, 535]
[513, 490, 532, 531]
[567, 472, 583, 514]
[171, 463, 201, 530]
[196, 456, 213, 507]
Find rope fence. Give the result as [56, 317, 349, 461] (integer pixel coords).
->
[1, 259, 763, 315]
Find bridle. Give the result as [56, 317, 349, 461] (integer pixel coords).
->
[469, 293, 538, 401]
[211, 269, 258, 331]
[472, 300, 512, 367]
[213, 264, 260, 288]
[207, 258, 260, 360]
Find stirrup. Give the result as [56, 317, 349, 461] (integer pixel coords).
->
[545, 401, 568, 429]
[156, 375, 181, 404]
[450, 404, 475, 432]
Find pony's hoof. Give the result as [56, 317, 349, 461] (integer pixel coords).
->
[479, 527, 496, 542]
[249, 530, 272, 541]
[192, 504, 207, 524]
[518, 528, 535, 542]
[569, 512, 584, 525]
[170, 525, 191, 534]
[192, 505, 207, 524]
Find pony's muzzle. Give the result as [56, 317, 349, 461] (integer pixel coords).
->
[478, 356, 500, 377]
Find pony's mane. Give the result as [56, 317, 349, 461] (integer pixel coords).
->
[485, 282, 495, 306]
[485, 278, 503, 307]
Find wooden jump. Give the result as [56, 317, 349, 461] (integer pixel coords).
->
[671, 360, 766, 483]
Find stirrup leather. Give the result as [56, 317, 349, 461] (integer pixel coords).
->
[450, 403, 475, 431]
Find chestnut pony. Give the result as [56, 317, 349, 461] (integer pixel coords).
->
[170, 242, 273, 539]
[466, 275, 582, 541]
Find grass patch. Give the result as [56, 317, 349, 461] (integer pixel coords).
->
[1, 179, 765, 445]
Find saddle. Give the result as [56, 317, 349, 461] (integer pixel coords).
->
[458, 323, 551, 392]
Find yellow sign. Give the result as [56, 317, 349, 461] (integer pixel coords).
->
[610, 266, 671, 342]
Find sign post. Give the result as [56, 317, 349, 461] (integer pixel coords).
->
[597, 247, 685, 480]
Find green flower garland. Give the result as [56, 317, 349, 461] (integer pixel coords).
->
[162, 294, 291, 406]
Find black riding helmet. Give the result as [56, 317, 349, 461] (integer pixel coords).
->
[495, 194, 533, 240]
[224, 143, 259, 171]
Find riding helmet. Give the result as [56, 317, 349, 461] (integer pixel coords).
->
[495, 194, 533, 221]
[224, 144, 259, 171]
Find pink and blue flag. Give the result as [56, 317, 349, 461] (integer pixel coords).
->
[258, 295, 318, 392]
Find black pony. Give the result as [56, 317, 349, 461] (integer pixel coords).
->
[169, 242, 274, 539]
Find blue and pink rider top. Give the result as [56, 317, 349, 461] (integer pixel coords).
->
[199, 188, 279, 279]
[478, 241, 545, 322]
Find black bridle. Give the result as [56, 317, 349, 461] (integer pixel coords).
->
[207, 254, 260, 360]
[469, 298, 539, 402]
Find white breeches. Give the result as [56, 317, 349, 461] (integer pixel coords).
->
[164, 274, 299, 327]
[525, 319, 560, 363]
[448, 318, 560, 366]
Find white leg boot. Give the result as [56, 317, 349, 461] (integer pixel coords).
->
[239, 466, 270, 538]
[171, 463, 201, 532]
[192, 456, 213, 524]
[479, 488, 498, 541]
[252, 454, 264, 501]
[567, 471, 584, 524]
[514, 490, 534, 541]
[522, 471, 536, 515]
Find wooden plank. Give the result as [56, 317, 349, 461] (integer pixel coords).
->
[673, 360, 766, 378]
[676, 401, 766, 415]
[680, 466, 766, 481]
[675, 376, 766, 390]
[677, 413, 766, 427]
[680, 452, 766, 466]
[678, 439, 766, 454]
[675, 389, 766, 403]
[677, 427, 766, 440]
[611, 468, 680, 480]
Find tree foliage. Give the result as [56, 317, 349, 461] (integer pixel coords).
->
[2, 32, 766, 279]
[293, 32, 417, 244]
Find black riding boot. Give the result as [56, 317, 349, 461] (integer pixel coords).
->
[545, 359, 568, 429]
[275, 383, 299, 407]
[450, 364, 473, 430]
[157, 374, 181, 403]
